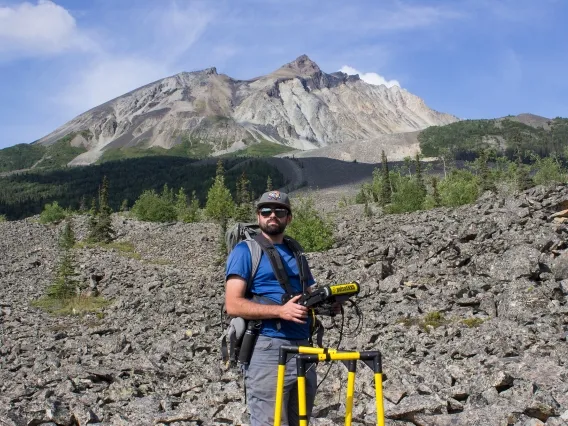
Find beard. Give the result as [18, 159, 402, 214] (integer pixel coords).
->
[259, 219, 287, 236]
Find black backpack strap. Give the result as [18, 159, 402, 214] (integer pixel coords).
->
[253, 234, 296, 296]
[284, 236, 310, 292]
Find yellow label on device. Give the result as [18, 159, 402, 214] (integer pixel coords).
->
[330, 282, 359, 295]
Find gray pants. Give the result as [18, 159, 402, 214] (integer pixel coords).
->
[244, 335, 317, 426]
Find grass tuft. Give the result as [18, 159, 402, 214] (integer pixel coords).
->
[32, 295, 111, 316]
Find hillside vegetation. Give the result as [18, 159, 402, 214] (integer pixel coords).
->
[419, 117, 568, 159]
[0, 157, 284, 220]
[0, 134, 87, 173]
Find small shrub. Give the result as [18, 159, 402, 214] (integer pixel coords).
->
[363, 202, 373, 218]
[33, 295, 111, 316]
[286, 196, 334, 252]
[532, 157, 566, 186]
[462, 317, 485, 328]
[338, 195, 353, 208]
[423, 311, 445, 326]
[40, 201, 67, 224]
[400, 311, 448, 332]
[0, 214, 6, 222]
[385, 177, 426, 214]
[132, 189, 177, 222]
[438, 170, 479, 207]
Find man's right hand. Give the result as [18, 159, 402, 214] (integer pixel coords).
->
[278, 294, 308, 324]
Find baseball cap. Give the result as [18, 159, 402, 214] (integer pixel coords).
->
[256, 190, 291, 211]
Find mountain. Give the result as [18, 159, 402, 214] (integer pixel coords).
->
[35, 55, 458, 165]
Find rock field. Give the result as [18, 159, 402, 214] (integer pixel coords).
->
[1, 184, 568, 425]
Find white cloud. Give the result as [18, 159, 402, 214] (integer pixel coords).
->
[377, 3, 462, 31]
[0, 0, 95, 56]
[339, 65, 401, 88]
[55, 1, 213, 115]
[58, 57, 170, 113]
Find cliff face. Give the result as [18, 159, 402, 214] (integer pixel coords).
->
[36, 55, 458, 165]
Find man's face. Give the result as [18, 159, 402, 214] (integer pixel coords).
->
[257, 204, 291, 235]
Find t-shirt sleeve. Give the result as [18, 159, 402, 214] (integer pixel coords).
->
[225, 242, 252, 282]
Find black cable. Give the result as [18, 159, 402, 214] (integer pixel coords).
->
[315, 305, 345, 390]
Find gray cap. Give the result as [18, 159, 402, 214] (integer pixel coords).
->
[256, 190, 291, 211]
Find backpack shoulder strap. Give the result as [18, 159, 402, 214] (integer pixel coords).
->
[244, 239, 262, 295]
[253, 234, 296, 295]
[283, 236, 310, 291]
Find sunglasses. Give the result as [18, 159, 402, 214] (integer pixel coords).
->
[259, 207, 290, 218]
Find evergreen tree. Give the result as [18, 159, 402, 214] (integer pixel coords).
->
[79, 195, 88, 213]
[162, 183, 175, 205]
[515, 149, 533, 191]
[478, 149, 496, 192]
[47, 251, 80, 300]
[415, 152, 426, 196]
[403, 156, 412, 177]
[175, 187, 188, 221]
[379, 150, 392, 205]
[58, 219, 76, 250]
[431, 176, 442, 207]
[235, 172, 253, 221]
[88, 176, 115, 243]
[120, 199, 129, 212]
[205, 160, 235, 223]
[185, 190, 201, 223]
[266, 175, 273, 192]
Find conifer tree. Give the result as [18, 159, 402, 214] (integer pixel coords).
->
[516, 155, 533, 191]
[205, 160, 235, 223]
[403, 156, 412, 177]
[48, 251, 79, 300]
[88, 176, 115, 243]
[415, 152, 426, 196]
[59, 219, 76, 250]
[120, 199, 129, 212]
[266, 175, 273, 192]
[235, 172, 253, 221]
[431, 176, 442, 207]
[379, 150, 392, 205]
[162, 183, 175, 204]
[185, 190, 201, 223]
[478, 149, 496, 192]
[175, 187, 188, 220]
[79, 195, 88, 213]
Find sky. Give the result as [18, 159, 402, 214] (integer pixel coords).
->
[0, 0, 567, 149]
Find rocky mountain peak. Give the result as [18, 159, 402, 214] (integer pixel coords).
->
[35, 54, 458, 164]
[270, 54, 321, 78]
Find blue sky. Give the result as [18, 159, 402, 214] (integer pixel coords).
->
[0, 0, 566, 149]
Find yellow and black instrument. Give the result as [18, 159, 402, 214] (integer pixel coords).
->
[274, 345, 385, 426]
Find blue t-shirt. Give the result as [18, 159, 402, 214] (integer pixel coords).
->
[225, 241, 315, 339]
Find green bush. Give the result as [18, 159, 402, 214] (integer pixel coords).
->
[0, 214, 6, 222]
[532, 157, 566, 186]
[438, 170, 479, 207]
[40, 201, 67, 224]
[385, 177, 426, 214]
[286, 197, 334, 252]
[131, 189, 178, 222]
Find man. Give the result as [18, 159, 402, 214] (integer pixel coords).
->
[225, 190, 317, 426]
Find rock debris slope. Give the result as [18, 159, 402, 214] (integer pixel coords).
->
[35, 55, 457, 165]
[1, 185, 568, 425]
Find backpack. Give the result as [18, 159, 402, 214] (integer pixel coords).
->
[221, 222, 310, 366]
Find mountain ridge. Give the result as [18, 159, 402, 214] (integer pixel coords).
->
[35, 55, 458, 165]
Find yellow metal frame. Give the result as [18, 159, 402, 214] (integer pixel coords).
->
[274, 345, 385, 426]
